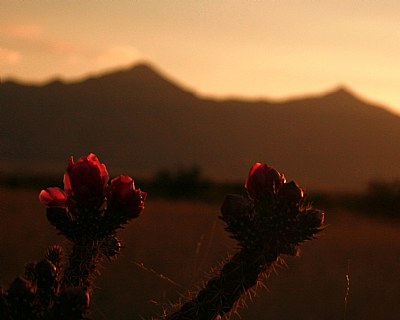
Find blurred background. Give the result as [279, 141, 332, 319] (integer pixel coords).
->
[1, 1, 400, 319]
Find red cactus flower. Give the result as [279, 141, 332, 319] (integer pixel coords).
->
[108, 175, 147, 218]
[245, 163, 286, 198]
[63, 153, 109, 203]
[278, 181, 304, 205]
[39, 187, 67, 207]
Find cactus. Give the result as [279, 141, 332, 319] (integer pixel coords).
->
[161, 163, 324, 319]
[0, 157, 324, 320]
[0, 154, 146, 319]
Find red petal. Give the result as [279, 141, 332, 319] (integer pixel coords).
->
[39, 187, 67, 207]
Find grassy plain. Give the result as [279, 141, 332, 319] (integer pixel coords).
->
[1, 188, 399, 319]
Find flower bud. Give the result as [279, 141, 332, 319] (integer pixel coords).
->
[35, 259, 57, 289]
[221, 194, 249, 220]
[306, 209, 325, 227]
[100, 236, 122, 258]
[64, 153, 109, 204]
[108, 175, 135, 199]
[46, 207, 74, 237]
[278, 181, 304, 205]
[108, 175, 147, 219]
[24, 262, 37, 282]
[313, 210, 325, 226]
[245, 163, 286, 198]
[39, 187, 67, 207]
[7, 277, 35, 303]
[45, 245, 64, 268]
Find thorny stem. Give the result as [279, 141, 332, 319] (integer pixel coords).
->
[63, 240, 102, 291]
[164, 248, 278, 320]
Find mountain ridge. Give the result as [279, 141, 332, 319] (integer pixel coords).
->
[2, 62, 400, 192]
[2, 63, 373, 106]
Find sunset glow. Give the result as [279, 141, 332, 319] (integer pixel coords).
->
[1, 1, 400, 114]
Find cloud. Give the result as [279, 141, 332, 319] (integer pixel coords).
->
[0, 47, 21, 64]
[0, 23, 144, 80]
[0, 23, 76, 55]
[0, 24, 43, 40]
[1, 24, 141, 67]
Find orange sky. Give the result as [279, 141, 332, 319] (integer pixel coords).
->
[1, 1, 400, 114]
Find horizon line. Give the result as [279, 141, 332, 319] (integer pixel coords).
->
[2, 60, 397, 115]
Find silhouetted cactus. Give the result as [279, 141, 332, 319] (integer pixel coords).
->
[0, 153, 146, 319]
[162, 163, 324, 319]
[1, 158, 324, 320]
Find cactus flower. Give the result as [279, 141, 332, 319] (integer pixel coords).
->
[108, 175, 147, 218]
[278, 181, 304, 205]
[63, 153, 109, 203]
[39, 187, 67, 207]
[245, 163, 286, 198]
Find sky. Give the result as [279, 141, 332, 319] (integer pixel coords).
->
[1, 0, 400, 114]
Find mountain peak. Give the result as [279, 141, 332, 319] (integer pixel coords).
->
[84, 62, 194, 95]
[318, 85, 371, 108]
[124, 62, 165, 78]
[325, 85, 356, 99]
[129, 62, 159, 73]
[82, 61, 164, 83]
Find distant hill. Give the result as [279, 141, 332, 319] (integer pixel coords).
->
[2, 62, 400, 191]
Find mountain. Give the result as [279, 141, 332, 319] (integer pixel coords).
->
[2, 63, 400, 191]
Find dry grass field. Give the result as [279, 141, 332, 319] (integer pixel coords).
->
[1, 187, 400, 319]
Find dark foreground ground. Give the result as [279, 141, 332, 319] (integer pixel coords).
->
[1, 188, 400, 319]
